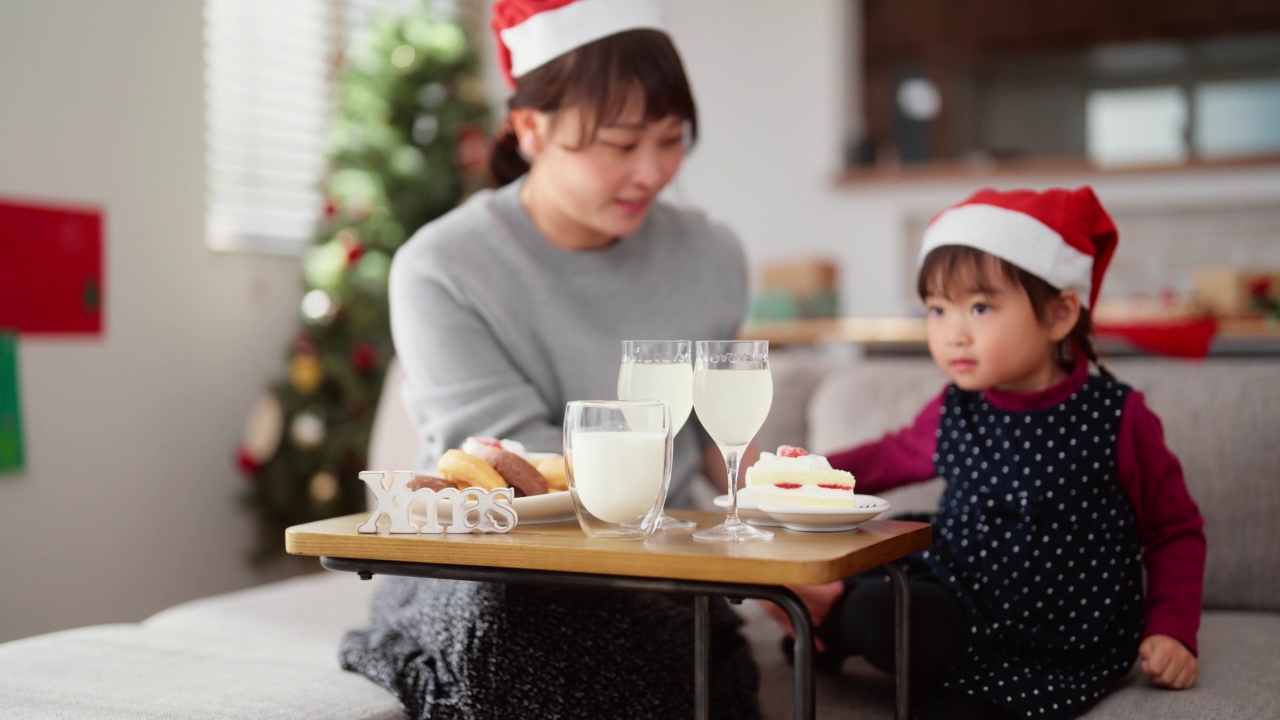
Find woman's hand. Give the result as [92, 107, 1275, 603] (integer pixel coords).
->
[759, 581, 845, 651]
[1139, 634, 1199, 689]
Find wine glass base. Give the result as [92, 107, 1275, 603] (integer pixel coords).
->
[655, 513, 697, 531]
[692, 519, 773, 543]
[622, 514, 696, 531]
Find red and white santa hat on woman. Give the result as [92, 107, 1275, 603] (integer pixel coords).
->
[919, 186, 1118, 308]
[491, 0, 669, 88]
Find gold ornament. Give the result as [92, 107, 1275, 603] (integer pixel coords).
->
[289, 355, 324, 395]
[309, 471, 340, 504]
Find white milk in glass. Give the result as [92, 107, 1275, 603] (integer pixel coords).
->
[570, 430, 667, 523]
[693, 368, 773, 446]
[618, 363, 693, 435]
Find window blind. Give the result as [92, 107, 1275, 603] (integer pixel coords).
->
[203, 0, 417, 254]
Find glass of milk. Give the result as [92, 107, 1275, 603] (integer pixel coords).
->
[618, 340, 696, 531]
[691, 340, 774, 542]
[563, 399, 673, 539]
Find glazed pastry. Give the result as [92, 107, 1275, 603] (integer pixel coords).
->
[438, 449, 508, 492]
[536, 456, 568, 492]
[407, 474, 456, 492]
[477, 447, 549, 497]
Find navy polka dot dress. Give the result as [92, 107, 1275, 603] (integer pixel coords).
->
[925, 375, 1145, 719]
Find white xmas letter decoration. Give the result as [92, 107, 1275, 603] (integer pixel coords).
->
[356, 471, 518, 534]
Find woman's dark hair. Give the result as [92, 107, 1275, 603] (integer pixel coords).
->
[917, 245, 1112, 378]
[488, 29, 698, 187]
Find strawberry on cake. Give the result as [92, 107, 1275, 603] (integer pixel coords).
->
[741, 445, 857, 509]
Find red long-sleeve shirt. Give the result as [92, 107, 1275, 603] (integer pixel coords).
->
[827, 363, 1207, 654]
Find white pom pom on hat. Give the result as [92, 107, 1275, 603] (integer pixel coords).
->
[919, 186, 1119, 308]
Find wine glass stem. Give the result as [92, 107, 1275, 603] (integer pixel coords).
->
[721, 443, 747, 523]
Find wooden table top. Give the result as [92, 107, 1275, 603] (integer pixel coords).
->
[286, 511, 931, 586]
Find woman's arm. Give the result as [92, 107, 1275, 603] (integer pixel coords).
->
[389, 247, 561, 467]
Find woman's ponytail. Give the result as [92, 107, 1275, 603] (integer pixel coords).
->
[487, 122, 529, 188]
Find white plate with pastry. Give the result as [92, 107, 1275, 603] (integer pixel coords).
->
[758, 495, 891, 533]
[412, 438, 577, 525]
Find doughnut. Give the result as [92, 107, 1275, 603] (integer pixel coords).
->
[536, 456, 568, 492]
[438, 449, 508, 492]
[407, 474, 456, 492]
[476, 447, 549, 497]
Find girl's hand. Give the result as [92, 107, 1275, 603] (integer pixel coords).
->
[759, 581, 845, 652]
[1139, 634, 1199, 689]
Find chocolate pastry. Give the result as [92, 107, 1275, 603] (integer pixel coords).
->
[477, 447, 549, 497]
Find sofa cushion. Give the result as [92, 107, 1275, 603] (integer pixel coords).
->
[0, 623, 403, 720]
[806, 357, 1280, 612]
[1084, 610, 1280, 719]
[1106, 359, 1280, 612]
[144, 570, 386, 647]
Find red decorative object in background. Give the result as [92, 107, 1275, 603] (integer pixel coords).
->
[236, 445, 261, 476]
[1096, 319, 1219, 359]
[350, 343, 377, 373]
[0, 198, 104, 335]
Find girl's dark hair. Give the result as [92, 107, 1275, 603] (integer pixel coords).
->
[488, 29, 698, 187]
[917, 245, 1112, 378]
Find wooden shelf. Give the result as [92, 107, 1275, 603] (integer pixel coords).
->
[741, 316, 1280, 356]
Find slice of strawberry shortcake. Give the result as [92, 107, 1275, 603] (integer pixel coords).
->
[741, 445, 857, 509]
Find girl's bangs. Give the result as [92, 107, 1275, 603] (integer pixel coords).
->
[917, 245, 1021, 301]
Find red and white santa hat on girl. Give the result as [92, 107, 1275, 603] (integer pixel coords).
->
[491, 0, 669, 88]
[919, 186, 1119, 308]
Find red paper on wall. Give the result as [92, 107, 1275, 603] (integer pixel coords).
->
[0, 198, 103, 335]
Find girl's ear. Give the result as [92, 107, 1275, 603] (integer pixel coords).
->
[509, 108, 545, 156]
[1047, 289, 1083, 342]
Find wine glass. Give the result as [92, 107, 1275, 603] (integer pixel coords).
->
[691, 340, 774, 542]
[618, 340, 697, 531]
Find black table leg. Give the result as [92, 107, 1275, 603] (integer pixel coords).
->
[886, 561, 911, 720]
[695, 595, 710, 720]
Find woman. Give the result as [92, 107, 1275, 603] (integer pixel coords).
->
[340, 2, 761, 717]
[387, 0, 747, 509]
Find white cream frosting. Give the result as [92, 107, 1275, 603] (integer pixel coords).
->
[462, 437, 528, 458]
[750, 451, 834, 473]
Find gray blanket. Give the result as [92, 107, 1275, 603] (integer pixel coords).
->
[339, 577, 761, 719]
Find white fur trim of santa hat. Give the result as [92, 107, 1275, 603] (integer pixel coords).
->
[500, 0, 668, 80]
[920, 203, 1097, 306]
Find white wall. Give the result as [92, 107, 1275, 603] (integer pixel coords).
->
[2, 0, 1278, 645]
[0, 1, 304, 642]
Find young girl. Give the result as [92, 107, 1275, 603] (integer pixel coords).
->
[341, 2, 760, 717]
[775, 187, 1206, 720]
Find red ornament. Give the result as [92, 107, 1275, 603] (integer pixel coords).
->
[323, 196, 339, 219]
[1248, 276, 1271, 299]
[346, 242, 366, 267]
[351, 343, 377, 373]
[236, 445, 261, 476]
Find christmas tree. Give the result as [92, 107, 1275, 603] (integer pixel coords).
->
[236, 3, 491, 565]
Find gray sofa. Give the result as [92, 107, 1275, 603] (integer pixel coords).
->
[1, 355, 1276, 719]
